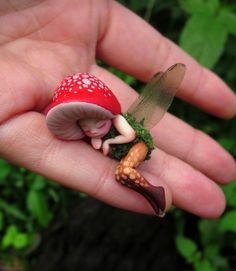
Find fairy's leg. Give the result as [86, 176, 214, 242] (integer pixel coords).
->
[115, 141, 166, 217]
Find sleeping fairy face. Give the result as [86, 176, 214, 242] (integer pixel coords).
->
[78, 118, 112, 138]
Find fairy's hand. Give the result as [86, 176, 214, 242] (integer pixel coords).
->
[102, 140, 110, 156]
[0, 0, 235, 217]
[91, 138, 103, 150]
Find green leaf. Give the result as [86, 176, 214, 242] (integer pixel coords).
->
[27, 190, 52, 227]
[1, 225, 18, 249]
[0, 159, 12, 180]
[0, 211, 4, 230]
[0, 199, 27, 221]
[13, 233, 30, 249]
[212, 255, 230, 271]
[48, 188, 60, 202]
[203, 244, 220, 259]
[129, 0, 148, 11]
[108, 67, 136, 86]
[218, 138, 236, 152]
[1, 225, 31, 250]
[218, 8, 236, 35]
[175, 235, 198, 262]
[194, 258, 214, 271]
[180, 14, 228, 68]
[219, 210, 236, 233]
[222, 180, 236, 207]
[198, 219, 222, 245]
[31, 175, 47, 190]
[179, 0, 220, 16]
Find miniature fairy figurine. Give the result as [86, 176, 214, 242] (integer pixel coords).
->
[46, 73, 136, 153]
[79, 115, 136, 155]
[46, 64, 186, 216]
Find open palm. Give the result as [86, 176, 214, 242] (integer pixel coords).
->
[0, 0, 235, 217]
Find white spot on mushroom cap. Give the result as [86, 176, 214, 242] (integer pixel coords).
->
[53, 73, 115, 104]
[82, 78, 91, 85]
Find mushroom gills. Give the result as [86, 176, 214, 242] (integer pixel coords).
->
[46, 102, 115, 140]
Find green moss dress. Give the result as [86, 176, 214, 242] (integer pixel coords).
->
[103, 113, 154, 161]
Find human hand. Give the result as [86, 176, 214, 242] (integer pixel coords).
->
[0, 0, 235, 218]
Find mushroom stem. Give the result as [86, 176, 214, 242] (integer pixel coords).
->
[115, 141, 166, 217]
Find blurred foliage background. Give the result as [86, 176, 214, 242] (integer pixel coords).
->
[0, 0, 236, 270]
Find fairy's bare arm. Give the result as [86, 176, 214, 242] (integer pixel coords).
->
[102, 115, 136, 155]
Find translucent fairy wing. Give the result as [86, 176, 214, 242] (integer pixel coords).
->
[127, 71, 163, 113]
[127, 63, 186, 129]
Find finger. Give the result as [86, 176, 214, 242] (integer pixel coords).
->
[0, 112, 225, 218]
[97, 1, 236, 118]
[0, 45, 88, 123]
[0, 111, 172, 215]
[0, 49, 56, 123]
[153, 114, 236, 184]
[140, 149, 226, 218]
[89, 65, 236, 184]
[0, 0, 37, 14]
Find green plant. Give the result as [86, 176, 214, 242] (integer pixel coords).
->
[179, 0, 236, 68]
[171, 1, 236, 270]
[175, 181, 236, 271]
[104, 112, 154, 160]
[0, 159, 76, 268]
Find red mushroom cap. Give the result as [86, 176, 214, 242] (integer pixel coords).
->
[48, 73, 121, 114]
[46, 73, 121, 140]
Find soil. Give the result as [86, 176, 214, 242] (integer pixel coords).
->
[32, 197, 188, 271]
